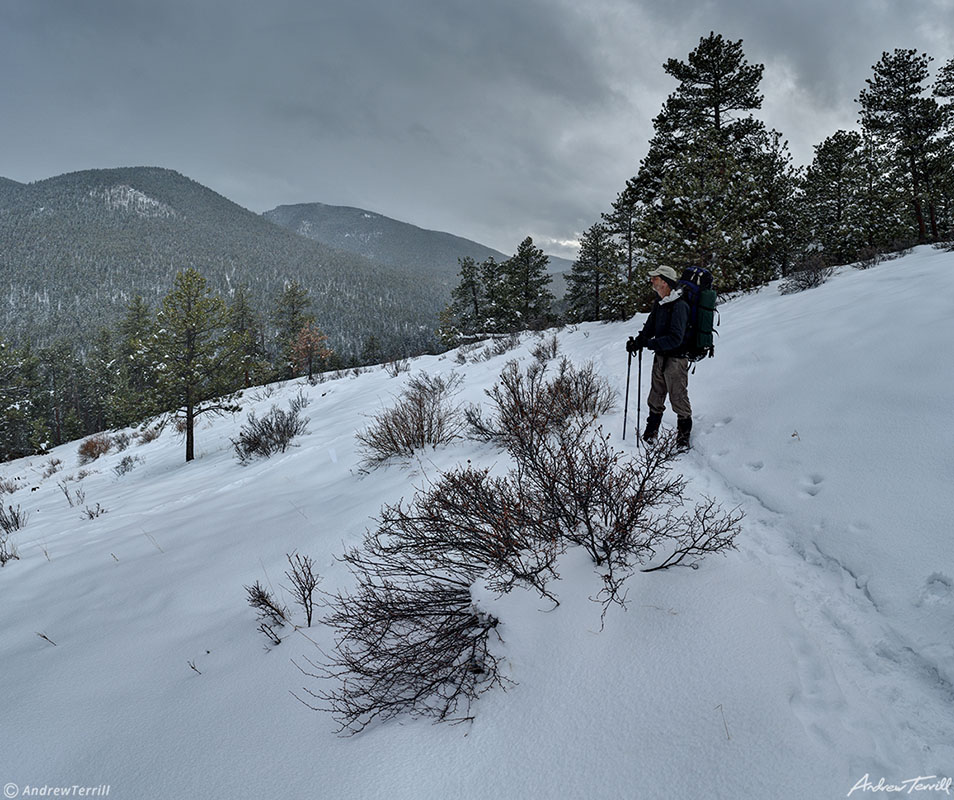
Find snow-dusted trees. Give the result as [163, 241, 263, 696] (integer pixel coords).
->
[798, 130, 910, 264]
[602, 32, 795, 294]
[272, 281, 316, 378]
[564, 222, 624, 322]
[858, 49, 947, 243]
[933, 57, 954, 238]
[440, 238, 554, 343]
[504, 237, 554, 330]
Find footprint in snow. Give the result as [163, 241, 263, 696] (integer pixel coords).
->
[747, 460, 764, 472]
[799, 474, 824, 497]
[918, 573, 953, 607]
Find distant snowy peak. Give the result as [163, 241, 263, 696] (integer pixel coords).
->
[91, 184, 180, 219]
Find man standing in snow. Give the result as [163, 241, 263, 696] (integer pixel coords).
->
[626, 266, 692, 449]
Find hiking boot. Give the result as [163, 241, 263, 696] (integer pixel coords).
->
[642, 412, 663, 443]
[676, 417, 692, 451]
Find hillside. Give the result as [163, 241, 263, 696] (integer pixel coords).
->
[0, 168, 445, 357]
[1, 247, 952, 799]
[265, 201, 571, 295]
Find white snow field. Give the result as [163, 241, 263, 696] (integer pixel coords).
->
[2, 246, 952, 800]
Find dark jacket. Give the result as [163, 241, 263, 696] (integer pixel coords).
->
[634, 290, 689, 356]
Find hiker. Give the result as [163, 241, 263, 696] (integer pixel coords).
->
[626, 266, 692, 449]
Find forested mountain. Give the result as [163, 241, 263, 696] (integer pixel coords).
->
[0, 168, 445, 358]
[264, 201, 571, 294]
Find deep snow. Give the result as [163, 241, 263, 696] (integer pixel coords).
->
[2, 246, 952, 800]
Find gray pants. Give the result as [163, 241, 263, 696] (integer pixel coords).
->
[647, 354, 691, 419]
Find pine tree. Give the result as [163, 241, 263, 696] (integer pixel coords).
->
[479, 256, 510, 334]
[858, 49, 945, 242]
[933, 57, 954, 237]
[856, 133, 911, 250]
[293, 324, 333, 381]
[228, 285, 269, 387]
[602, 179, 642, 284]
[82, 329, 114, 434]
[37, 341, 85, 447]
[661, 31, 764, 136]
[622, 32, 792, 291]
[502, 237, 554, 331]
[447, 256, 484, 336]
[359, 334, 382, 366]
[565, 223, 623, 322]
[0, 342, 49, 461]
[150, 269, 244, 462]
[800, 130, 865, 262]
[109, 295, 159, 428]
[272, 281, 316, 377]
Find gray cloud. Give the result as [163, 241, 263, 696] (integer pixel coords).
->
[1, 0, 950, 259]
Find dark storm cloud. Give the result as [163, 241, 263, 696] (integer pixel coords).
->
[1, 0, 951, 258]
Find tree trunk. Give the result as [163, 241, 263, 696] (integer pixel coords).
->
[185, 391, 195, 463]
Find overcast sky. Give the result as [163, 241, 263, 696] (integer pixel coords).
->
[1, 0, 951, 259]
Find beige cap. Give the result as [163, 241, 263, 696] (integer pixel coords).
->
[647, 266, 679, 283]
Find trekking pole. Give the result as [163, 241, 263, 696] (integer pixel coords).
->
[636, 348, 643, 449]
[622, 348, 633, 440]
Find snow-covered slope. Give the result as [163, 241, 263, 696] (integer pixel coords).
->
[2, 247, 952, 799]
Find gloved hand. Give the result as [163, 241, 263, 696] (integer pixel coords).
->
[625, 337, 640, 355]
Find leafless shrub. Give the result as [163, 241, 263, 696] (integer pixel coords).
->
[641, 496, 745, 573]
[549, 358, 617, 419]
[384, 358, 412, 377]
[111, 432, 131, 452]
[0, 505, 25, 566]
[285, 552, 321, 627]
[232, 400, 310, 464]
[855, 246, 881, 269]
[531, 333, 560, 363]
[467, 359, 615, 447]
[511, 425, 742, 610]
[779, 254, 835, 294]
[491, 333, 521, 357]
[58, 480, 85, 508]
[356, 372, 465, 469]
[135, 425, 161, 445]
[0, 477, 21, 494]
[246, 580, 289, 625]
[42, 458, 63, 478]
[81, 503, 107, 520]
[245, 580, 289, 647]
[0, 503, 29, 534]
[0, 532, 20, 566]
[78, 434, 112, 465]
[373, 467, 559, 600]
[293, 540, 509, 734]
[250, 384, 279, 402]
[113, 455, 143, 476]
[303, 363, 739, 733]
[454, 341, 483, 365]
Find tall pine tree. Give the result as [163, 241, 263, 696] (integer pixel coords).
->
[799, 130, 870, 263]
[151, 269, 244, 463]
[272, 281, 316, 378]
[565, 223, 623, 322]
[858, 49, 945, 243]
[624, 32, 793, 291]
[502, 237, 554, 331]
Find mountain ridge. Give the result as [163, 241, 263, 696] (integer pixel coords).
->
[0, 167, 445, 358]
[264, 201, 572, 294]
